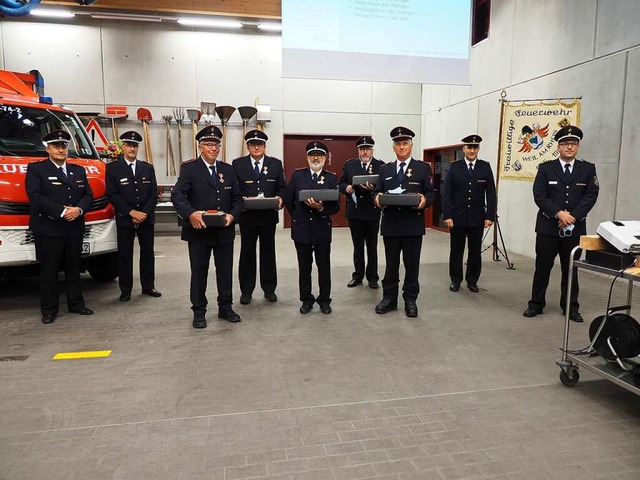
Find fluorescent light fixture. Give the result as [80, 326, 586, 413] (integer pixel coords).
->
[90, 14, 162, 23]
[258, 22, 282, 32]
[31, 9, 75, 19]
[177, 18, 243, 29]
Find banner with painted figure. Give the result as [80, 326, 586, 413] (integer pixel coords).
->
[498, 99, 581, 181]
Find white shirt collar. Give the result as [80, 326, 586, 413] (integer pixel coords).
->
[309, 168, 321, 177]
[396, 158, 411, 172]
[559, 159, 575, 170]
[250, 155, 265, 167]
[465, 158, 475, 168]
[51, 160, 67, 172]
[202, 157, 217, 170]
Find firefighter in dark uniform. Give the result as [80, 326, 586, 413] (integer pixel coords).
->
[339, 136, 384, 289]
[284, 141, 340, 315]
[442, 134, 496, 293]
[106, 131, 160, 302]
[171, 125, 244, 328]
[523, 126, 599, 323]
[374, 127, 435, 318]
[25, 130, 94, 324]
[232, 130, 287, 305]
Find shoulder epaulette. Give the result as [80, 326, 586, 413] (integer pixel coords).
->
[232, 156, 243, 162]
[539, 159, 555, 166]
[294, 167, 307, 171]
[579, 159, 594, 165]
[324, 170, 337, 175]
[182, 158, 197, 164]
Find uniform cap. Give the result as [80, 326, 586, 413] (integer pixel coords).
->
[196, 125, 223, 142]
[356, 136, 375, 148]
[42, 130, 71, 145]
[461, 134, 482, 145]
[390, 126, 415, 141]
[244, 129, 268, 143]
[554, 125, 583, 143]
[119, 131, 143, 144]
[306, 141, 328, 156]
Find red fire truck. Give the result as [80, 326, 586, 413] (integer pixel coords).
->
[0, 69, 118, 283]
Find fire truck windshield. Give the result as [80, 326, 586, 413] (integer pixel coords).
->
[0, 105, 98, 159]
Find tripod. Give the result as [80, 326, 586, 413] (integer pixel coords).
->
[481, 215, 515, 269]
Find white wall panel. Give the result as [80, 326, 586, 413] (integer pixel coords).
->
[283, 112, 372, 136]
[2, 22, 104, 105]
[371, 83, 421, 114]
[617, 48, 640, 219]
[421, 84, 449, 114]
[195, 32, 283, 110]
[423, 99, 478, 149]
[469, 0, 515, 97]
[283, 79, 372, 113]
[510, 0, 597, 85]
[595, 0, 640, 57]
[101, 23, 197, 107]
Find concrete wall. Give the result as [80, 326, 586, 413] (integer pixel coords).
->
[422, 0, 640, 257]
[0, 20, 421, 185]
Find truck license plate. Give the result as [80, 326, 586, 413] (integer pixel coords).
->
[81, 242, 90, 255]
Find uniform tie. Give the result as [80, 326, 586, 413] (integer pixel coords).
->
[58, 166, 68, 181]
[254, 161, 260, 179]
[312, 172, 318, 182]
[129, 162, 135, 176]
[209, 165, 218, 187]
[362, 163, 368, 172]
[564, 163, 571, 181]
[397, 162, 406, 183]
[468, 163, 474, 176]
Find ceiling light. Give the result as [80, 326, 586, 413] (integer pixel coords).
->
[258, 22, 282, 32]
[31, 10, 75, 19]
[177, 18, 243, 29]
[90, 14, 162, 23]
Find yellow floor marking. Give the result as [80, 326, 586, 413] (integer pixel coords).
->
[53, 350, 111, 360]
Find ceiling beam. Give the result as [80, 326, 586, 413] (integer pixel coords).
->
[44, 0, 282, 19]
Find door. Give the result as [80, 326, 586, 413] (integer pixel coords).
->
[424, 144, 463, 231]
[283, 134, 362, 228]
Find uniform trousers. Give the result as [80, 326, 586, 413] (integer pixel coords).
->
[34, 234, 85, 315]
[381, 236, 423, 302]
[294, 241, 331, 306]
[116, 225, 155, 294]
[238, 224, 277, 296]
[348, 218, 379, 282]
[528, 233, 581, 313]
[187, 241, 234, 313]
[449, 226, 484, 285]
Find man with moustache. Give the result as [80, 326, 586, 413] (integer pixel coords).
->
[25, 130, 94, 324]
[284, 141, 340, 315]
[374, 127, 435, 318]
[106, 130, 161, 302]
[171, 125, 244, 328]
[442, 134, 496, 293]
[339, 136, 384, 289]
[232, 129, 287, 305]
[523, 126, 599, 323]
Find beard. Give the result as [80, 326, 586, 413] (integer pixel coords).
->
[310, 161, 324, 172]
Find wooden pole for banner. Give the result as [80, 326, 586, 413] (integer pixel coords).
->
[480, 92, 514, 269]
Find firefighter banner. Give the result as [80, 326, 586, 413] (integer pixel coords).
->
[498, 98, 581, 181]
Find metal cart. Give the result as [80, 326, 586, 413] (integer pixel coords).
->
[556, 245, 640, 393]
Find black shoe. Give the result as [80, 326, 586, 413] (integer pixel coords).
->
[218, 309, 241, 323]
[319, 303, 332, 315]
[569, 312, 584, 323]
[467, 284, 480, 293]
[142, 289, 162, 298]
[523, 308, 543, 318]
[300, 303, 313, 314]
[192, 314, 207, 329]
[264, 293, 278, 303]
[375, 298, 397, 314]
[368, 281, 379, 289]
[70, 307, 93, 315]
[119, 292, 131, 302]
[449, 282, 460, 292]
[240, 294, 252, 305]
[347, 278, 362, 288]
[404, 301, 418, 318]
[41, 314, 56, 324]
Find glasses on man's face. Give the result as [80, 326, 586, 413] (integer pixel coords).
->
[559, 141, 579, 147]
[48, 144, 68, 150]
[123, 143, 139, 148]
[200, 143, 220, 149]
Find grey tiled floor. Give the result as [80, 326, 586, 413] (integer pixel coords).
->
[1, 228, 639, 480]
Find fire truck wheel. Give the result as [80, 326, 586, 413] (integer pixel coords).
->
[86, 252, 119, 282]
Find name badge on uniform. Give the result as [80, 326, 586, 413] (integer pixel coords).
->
[477, 179, 486, 183]
[142, 180, 151, 184]
[48, 176, 57, 180]
[267, 179, 275, 182]
[50, 181, 62, 185]
[548, 181, 558, 184]
[120, 178, 128, 182]
[224, 186, 232, 190]
[385, 176, 393, 180]
[408, 181, 419, 185]
[245, 180, 254, 184]
[576, 182, 586, 186]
